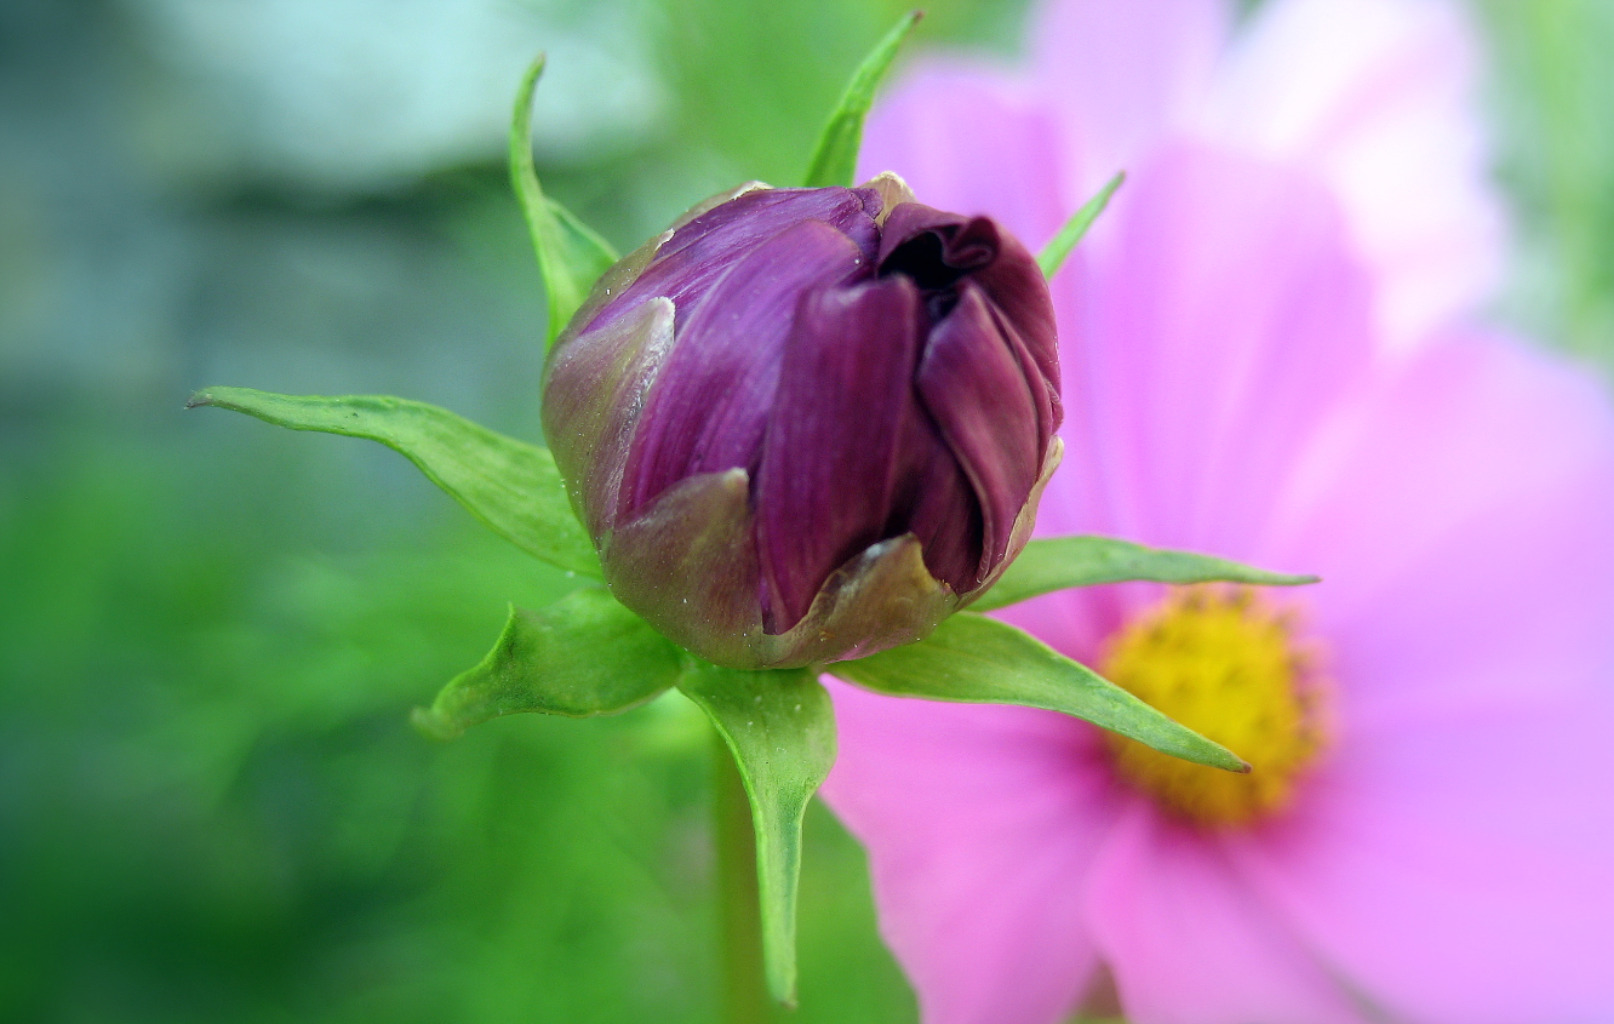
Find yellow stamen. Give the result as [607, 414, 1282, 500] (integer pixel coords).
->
[1102, 587, 1327, 826]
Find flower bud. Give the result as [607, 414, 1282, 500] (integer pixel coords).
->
[541, 176, 1062, 669]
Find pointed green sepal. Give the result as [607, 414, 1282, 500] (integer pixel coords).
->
[802, 11, 923, 188]
[412, 587, 681, 739]
[510, 54, 620, 345]
[678, 662, 837, 1007]
[972, 535, 1318, 612]
[833, 612, 1248, 772]
[1037, 171, 1125, 279]
[187, 387, 599, 577]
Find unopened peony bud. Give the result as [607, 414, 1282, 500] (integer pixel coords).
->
[541, 176, 1062, 669]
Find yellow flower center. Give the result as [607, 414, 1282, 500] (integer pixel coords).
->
[1101, 587, 1328, 827]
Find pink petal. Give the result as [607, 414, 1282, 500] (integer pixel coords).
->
[858, 62, 1071, 251]
[1028, 0, 1230, 195]
[1086, 805, 1365, 1024]
[1051, 144, 1375, 556]
[821, 679, 1120, 1024]
[1200, 0, 1504, 343]
[1235, 689, 1614, 1023]
[1263, 334, 1614, 721]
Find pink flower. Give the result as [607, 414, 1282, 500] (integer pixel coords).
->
[866, 0, 1504, 348]
[820, 4, 1614, 1023]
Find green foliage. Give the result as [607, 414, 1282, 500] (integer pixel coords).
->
[508, 56, 621, 345]
[834, 613, 1248, 773]
[413, 588, 683, 738]
[187, 388, 599, 578]
[802, 11, 924, 188]
[0, 449, 913, 1023]
[678, 664, 837, 1007]
[1476, 0, 1614, 370]
[1037, 172, 1125, 279]
[973, 535, 1317, 613]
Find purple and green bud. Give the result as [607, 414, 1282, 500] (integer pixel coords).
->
[541, 176, 1063, 669]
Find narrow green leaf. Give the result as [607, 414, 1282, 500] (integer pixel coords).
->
[510, 54, 621, 345]
[973, 535, 1318, 612]
[187, 387, 599, 577]
[412, 588, 681, 739]
[678, 662, 837, 1007]
[802, 11, 923, 188]
[1037, 171, 1125, 279]
[833, 612, 1248, 773]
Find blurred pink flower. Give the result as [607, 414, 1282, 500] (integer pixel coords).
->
[865, 0, 1504, 347]
[821, 3, 1614, 1024]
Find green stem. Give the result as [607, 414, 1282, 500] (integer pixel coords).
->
[714, 730, 776, 1024]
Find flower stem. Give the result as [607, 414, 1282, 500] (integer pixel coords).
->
[713, 730, 776, 1024]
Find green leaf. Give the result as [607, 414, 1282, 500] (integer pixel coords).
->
[187, 387, 599, 577]
[510, 54, 621, 345]
[678, 662, 837, 1007]
[973, 535, 1317, 612]
[1037, 171, 1125, 279]
[802, 11, 923, 188]
[412, 588, 681, 739]
[833, 612, 1248, 773]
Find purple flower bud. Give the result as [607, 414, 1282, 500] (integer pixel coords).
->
[542, 177, 1062, 669]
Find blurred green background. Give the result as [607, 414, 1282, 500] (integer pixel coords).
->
[2, 1, 1611, 1021]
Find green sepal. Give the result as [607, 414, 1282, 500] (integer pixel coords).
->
[1037, 171, 1125, 279]
[973, 535, 1318, 612]
[412, 587, 681, 739]
[510, 54, 621, 346]
[833, 612, 1248, 773]
[187, 387, 599, 578]
[802, 11, 923, 188]
[678, 662, 837, 1007]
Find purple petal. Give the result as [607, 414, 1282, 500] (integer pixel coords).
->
[986, 298, 1060, 455]
[595, 187, 881, 334]
[878, 203, 998, 281]
[972, 237, 1059, 414]
[541, 296, 675, 538]
[754, 277, 922, 633]
[618, 217, 869, 518]
[915, 280, 1045, 585]
[886, 400, 983, 597]
[878, 204, 1060, 425]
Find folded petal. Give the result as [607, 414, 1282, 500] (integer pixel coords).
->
[885, 394, 983, 596]
[916, 281, 1045, 583]
[597, 186, 881, 331]
[619, 218, 866, 516]
[754, 278, 920, 632]
[822, 680, 1117, 1024]
[542, 296, 675, 537]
